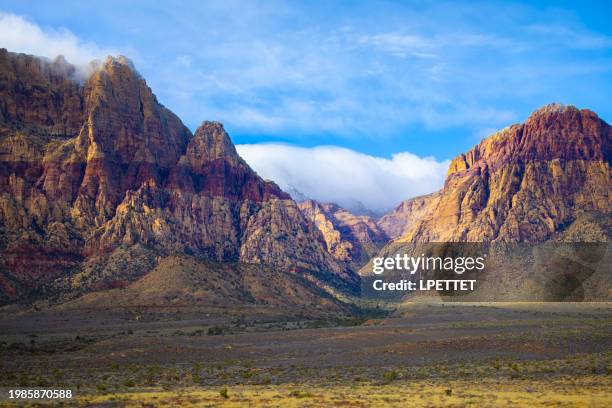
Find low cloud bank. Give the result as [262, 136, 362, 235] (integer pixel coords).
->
[237, 143, 449, 215]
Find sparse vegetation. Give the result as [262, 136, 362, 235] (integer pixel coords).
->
[382, 369, 399, 383]
[207, 325, 226, 335]
[0, 303, 610, 406]
[289, 389, 315, 398]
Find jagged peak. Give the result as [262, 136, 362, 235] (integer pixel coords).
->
[299, 199, 342, 213]
[103, 55, 136, 69]
[0, 50, 142, 83]
[475, 104, 583, 149]
[525, 103, 607, 127]
[83, 55, 159, 111]
[447, 104, 610, 176]
[187, 120, 240, 162]
[194, 121, 231, 142]
[196, 120, 227, 134]
[478, 104, 594, 145]
[0, 48, 82, 82]
[529, 103, 578, 117]
[88, 55, 142, 81]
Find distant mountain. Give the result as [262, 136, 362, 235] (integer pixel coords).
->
[342, 200, 382, 219]
[376, 192, 440, 240]
[380, 104, 611, 244]
[299, 200, 389, 270]
[0, 49, 357, 306]
[285, 185, 382, 219]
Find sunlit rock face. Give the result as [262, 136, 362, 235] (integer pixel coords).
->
[0, 49, 354, 304]
[376, 192, 440, 240]
[299, 199, 389, 270]
[392, 104, 611, 243]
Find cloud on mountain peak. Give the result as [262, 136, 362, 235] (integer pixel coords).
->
[237, 143, 449, 215]
[0, 11, 115, 77]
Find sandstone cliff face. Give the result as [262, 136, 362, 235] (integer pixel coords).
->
[0, 50, 85, 138]
[0, 50, 354, 304]
[395, 104, 611, 243]
[363, 106, 611, 302]
[299, 200, 389, 269]
[376, 192, 440, 240]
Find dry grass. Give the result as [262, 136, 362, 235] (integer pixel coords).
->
[69, 376, 612, 407]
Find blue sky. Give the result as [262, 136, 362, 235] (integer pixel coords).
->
[1, 0, 611, 212]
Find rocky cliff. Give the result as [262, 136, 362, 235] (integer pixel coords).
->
[393, 104, 611, 243]
[299, 200, 388, 269]
[0, 49, 355, 305]
[376, 192, 440, 240]
[361, 105, 611, 301]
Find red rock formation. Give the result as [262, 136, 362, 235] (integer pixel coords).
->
[0, 50, 354, 304]
[299, 200, 389, 269]
[376, 192, 439, 240]
[393, 104, 611, 243]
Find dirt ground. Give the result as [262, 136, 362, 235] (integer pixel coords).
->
[0, 302, 610, 407]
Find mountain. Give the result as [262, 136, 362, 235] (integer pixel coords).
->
[361, 104, 611, 301]
[389, 104, 611, 243]
[57, 256, 350, 314]
[299, 200, 389, 270]
[376, 192, 440, 240]
[0, 49, 356, 306]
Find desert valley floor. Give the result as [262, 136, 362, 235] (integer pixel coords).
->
[0, 302, 610, 407]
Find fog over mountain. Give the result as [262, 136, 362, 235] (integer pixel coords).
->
[237, 143, 449, 215]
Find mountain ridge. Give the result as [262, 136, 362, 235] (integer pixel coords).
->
[0, 49, 356, 306]
[1, 49, 610, 306]
[298, 199, 389, 270]
[379, 103, 611, 244]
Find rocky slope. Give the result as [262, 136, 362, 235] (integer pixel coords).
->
[299, 200, 388, 269]
[376, 192, 440, 240]
[60, 255, 351, 314]
[393, 104, 611, 243]
[361, 104, 611, 300]
[0, 49, 356, 305]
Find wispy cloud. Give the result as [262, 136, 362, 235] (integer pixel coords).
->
[0, 11, 115, 76]
[144, 1, 611, 146]
[1, 1, 610, 160]
[237, 143, 449, 214]
[358, 31, 522, 57]
[358, 33, 433, 58]
[527, 24, 612, 49]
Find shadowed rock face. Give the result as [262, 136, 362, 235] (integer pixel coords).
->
[392, 104, 611, 243]
[0, 50, 85, 138]
[299, 200, 389, 269]
[0, 50, 354, 304]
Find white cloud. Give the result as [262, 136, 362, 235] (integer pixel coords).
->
[0, 11, 114, 76]
[237, 143, 449, 214]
